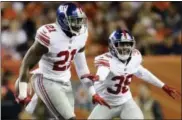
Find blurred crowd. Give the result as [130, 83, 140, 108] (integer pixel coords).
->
[1, 2, 182, 60]
[1, 2, 181, 119]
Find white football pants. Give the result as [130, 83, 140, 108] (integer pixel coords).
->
[88, 98, 144, 119]
[30, 74, 75, 120]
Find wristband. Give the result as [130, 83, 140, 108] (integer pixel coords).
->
[18, 82, 28, 100]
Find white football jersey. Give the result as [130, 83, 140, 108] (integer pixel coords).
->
[94, 49, 142, 106]
[31, 23, 88, 82]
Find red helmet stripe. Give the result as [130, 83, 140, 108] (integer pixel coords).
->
[122, 30, 127, 39]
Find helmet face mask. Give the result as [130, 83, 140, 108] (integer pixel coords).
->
[114, 41, 134, 56]
[67, 16, 87, 34]
[109, 30, 135, 61]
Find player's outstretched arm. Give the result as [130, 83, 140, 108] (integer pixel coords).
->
[134, 65, 181, 99]
[16, 41, 48, 101]
[73, 47, 95, 95]
[73, 48, 110, 108]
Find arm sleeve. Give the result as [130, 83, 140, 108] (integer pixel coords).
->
[73, 52, 96, 96]
[74, 52, 90, 78]
[96, 66, 110, 81]
[134, 65, 165, 88]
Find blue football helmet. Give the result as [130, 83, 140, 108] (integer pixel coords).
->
[56, 3, 87, 35]
[108, 29, 135, 61]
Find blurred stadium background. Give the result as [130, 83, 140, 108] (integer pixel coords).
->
[1, 1, 181, 119]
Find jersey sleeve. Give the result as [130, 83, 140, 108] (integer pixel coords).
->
[94, 53, 111, 68]
[134, 65, 165, 88]
[35, 25, 51, 49]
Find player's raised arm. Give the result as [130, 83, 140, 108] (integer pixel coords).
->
[73, 48, 110, 109]
[17, 40, 48, 100]
[134, 65, 181, 99]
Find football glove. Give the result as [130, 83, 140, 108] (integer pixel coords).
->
[162, 84, 181, 99]
[92, 94, 111, 109]
[14, 93, 31, 105]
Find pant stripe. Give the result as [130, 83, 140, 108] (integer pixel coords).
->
[37, 74, 60, 118]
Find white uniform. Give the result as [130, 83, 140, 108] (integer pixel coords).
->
[28, 23, 89, 119]
[34, 23, 88, 82]
[88, 49, 164, 119]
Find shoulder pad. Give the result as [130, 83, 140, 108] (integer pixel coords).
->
[132, 49, 142, 64]
[94, 52, 112, 68]
[35, 25, 52, 47]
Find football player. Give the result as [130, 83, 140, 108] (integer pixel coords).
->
[15, 3, 110, 120]
[88, 29, 181, 119]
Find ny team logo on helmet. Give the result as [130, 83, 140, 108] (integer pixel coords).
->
[108, 29, 135, 61]
[56, 3, 87, 35]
